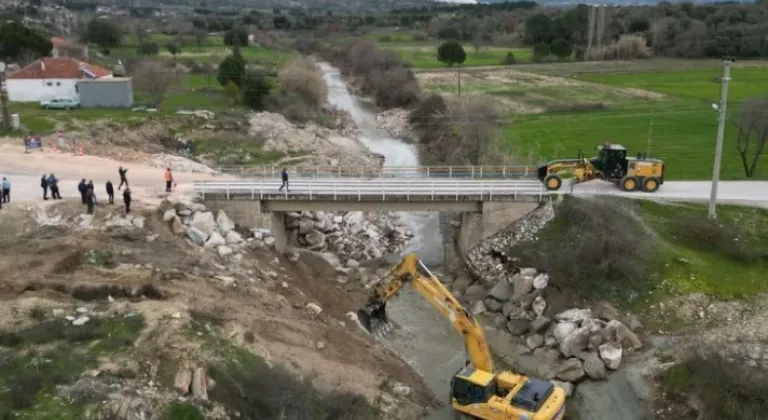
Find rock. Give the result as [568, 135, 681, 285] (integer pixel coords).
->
[526, 334, 544, 350]
[306, 303, 323, 315]
[316, 341, 326, 350]
[582, 352, 607, 379]
[215, 275, 235, 286]
[551, 380, 574, 397]
[145, 234, 159, 242]
[555, 308, 593, 324]
[204, 231, 226, 248]
[217, 245, 233, 258]
[65, 315, 76, 321]
[304, 228, 327, 250]
[487, 279, 512, 301]
[582, 318, 605, 333]
[506, 319, 530, 336]
[190, 211, 217, 237]
[191, 367, 208, 400]
[186, 226, 209, 246]
[471, 300, 487, 316]
[504, 304, 530, 321]
[76, 307, 88, 314]
[531, 296, 547, 316]
[593, 301, 620, 321]
[553, 322, 577, 344]
[163, 209, 177, 222]
[72, 316, 90, 326]
[483, 298, 504, 313]
[174, 367, 192, 394]
[346, 259, 360, 269]
[556, 358, 585, 382]
[531, 316, 551, 333]
[607, 320, 643, 350]
[559, 327, 590, 358]
[599, 342, 623, 370]
[216, 210, 235, 235]
[264, 237, 276, 246]
[392, 382, 412, 397]
[465, 284, 487, 300]
[177, 209, 192, 217]
[533, 273, 549, 289]
[512, 275, 534, 299]
[171, 218, 186, 235]
[52, 308, 65, 317]
[225, 230, 244, 245]
[492, 314, 507, 329]
[519, 268, 537, 277]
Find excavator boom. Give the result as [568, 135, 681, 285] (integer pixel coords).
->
[356, 254, 494, 373]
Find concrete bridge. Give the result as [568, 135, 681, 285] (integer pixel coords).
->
[194, 178, 548, 254]
[214, 165, 538, 179]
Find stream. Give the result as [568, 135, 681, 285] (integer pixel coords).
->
[321, 62, 463, 419]
[319, 62, 653, 420]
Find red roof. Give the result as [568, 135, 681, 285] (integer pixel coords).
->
[8, 57, 111, 80]
[50, 36, 69, 46]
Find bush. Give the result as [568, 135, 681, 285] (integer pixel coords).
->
[502, 51, 516, 65]
[661, 352, 768, 419]
[378, 35, 391, 42]
[166, 402, 205, 420]
[509, 197, 656, 300]
[277, 55, 327, 107]
[586, 35, 651, 61]
[209, 358, 378, 420]
[412, 32, 428, 41]
[532, 41, 550, 62]
[409, 93, 447, 131]
[266, 91, 316, 123]
[667, 215, 760, 263]
[241, 71, 272, 110]
[217, 53, 246, 87]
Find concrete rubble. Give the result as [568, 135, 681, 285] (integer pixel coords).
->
[285, 210, 413, 264]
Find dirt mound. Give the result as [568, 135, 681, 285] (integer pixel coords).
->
[0, 199, 436, 419]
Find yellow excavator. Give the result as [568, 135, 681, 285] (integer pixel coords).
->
[537, 143, 665, 192]
[357, 254, 566, 420]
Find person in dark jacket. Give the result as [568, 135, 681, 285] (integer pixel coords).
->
[123, 187, 132, 214]
[106, 181, 114, 204]
[118, 166, 128, 190]
[85, 187, 95, 215]
[278, 167, 289, 192]
[47, 174, 61, 200]
[78, 179, 88, 204]
[41, 175, 48, 200]
[87, 180, 97, 204]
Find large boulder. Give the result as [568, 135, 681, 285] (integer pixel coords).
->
[607, 320, 643, 350]
[190, 211, 217, 237]
[216, 210, 235, 235]
[186, 226, 208, 246]
[559, 326, 590, 358]
[556, 358, 585, 382]
[582, 352, 607, 379]
[555, 308, 593, 324]
[487, 279, 512, 302]
[599, 342, 623, 370]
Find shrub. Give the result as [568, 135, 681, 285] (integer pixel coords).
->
[532, 41, 550, 62]
[586, 35, 651, 61]
[378, 35, 391, 42]
[240, 71, 272, 110]
[217, 53, 246, 87]
[266, 91, 316, 123]
[549, 38, 572, 60]
[409, 93, 447, 131]
[509, 197, 656, 300]
[661, 351, 768, 419]
[412, 32, 428, 41]
[502, 52, 517, 65]
[667, 214, 760, 263]
[277, 55, 327, 107]
[166, 402, 205, 420]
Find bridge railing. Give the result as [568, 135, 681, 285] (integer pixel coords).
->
[193, 179, 548, 201]
[215, 165, 539, 179]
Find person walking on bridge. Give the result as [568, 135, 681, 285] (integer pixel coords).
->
[278, 167, 290, 192]
[1, 177, 10, 203]
[118, 166, 128, 190]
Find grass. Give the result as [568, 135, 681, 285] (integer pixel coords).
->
[0, 313, 145, 417]
[190, 135, 308, 166]
[379, 42, 531, 68]
[100, 44, 290, 66]
[190, 322, 380, 420]
[496, 65, 768, 180]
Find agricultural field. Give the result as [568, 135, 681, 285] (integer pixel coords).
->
[379, 42, 530, 68]
[417, 61, 768, 180]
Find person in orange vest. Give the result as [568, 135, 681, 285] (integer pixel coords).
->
[164, 168, 173, 193]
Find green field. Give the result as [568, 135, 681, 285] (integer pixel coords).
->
[380, 42, 530, 68]
[489, 65, 768, 180]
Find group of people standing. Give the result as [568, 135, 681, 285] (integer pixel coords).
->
[77, 166, 132, 215]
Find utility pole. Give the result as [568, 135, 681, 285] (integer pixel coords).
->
[708, 58, 733, 219]
[0, 62, 10, 132]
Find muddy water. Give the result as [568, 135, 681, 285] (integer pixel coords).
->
[320, 62, 462, 418]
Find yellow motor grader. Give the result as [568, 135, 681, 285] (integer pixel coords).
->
[536, 143, 666, 192]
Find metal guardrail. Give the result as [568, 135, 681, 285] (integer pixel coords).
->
[215, 165, 539, 179]
[193, 179, 548, 201]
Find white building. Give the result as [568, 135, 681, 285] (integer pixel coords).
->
[7, 57, 113, 103]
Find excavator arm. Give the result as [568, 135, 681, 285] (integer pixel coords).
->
[356, 254, 494, 374]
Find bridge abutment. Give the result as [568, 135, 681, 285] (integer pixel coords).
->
[455, 202, 541, 257]
[271, 211, 287, 254]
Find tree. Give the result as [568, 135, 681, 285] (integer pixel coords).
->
[217, 53, 246, 87]
[166, 43, 181, 58]
[549, 38, 572, 60]
[193, 30, 207, 51]
[273, 16, 291, 30]
[0, 21, 51, 62]
[133, 61, 182, 108]
[532, 42, 550, 62]
[733, 96, 768, 178]
[223, 80, 240, 104]
[471, 32, 484, 54]
[241, 71, 272, 110]
[502, 52, 516, 65]
[85, 18, 121, 50]
[137, 42, 159, 56]
[224, 27, 248, 47]
[437, 41, 466, 67]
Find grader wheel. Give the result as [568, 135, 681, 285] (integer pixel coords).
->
[642, 177, 660, 193]
[544, 174, 563, 191]
[620, 176, 639, 192]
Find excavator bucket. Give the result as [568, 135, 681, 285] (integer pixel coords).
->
[356, 300, 394, 338]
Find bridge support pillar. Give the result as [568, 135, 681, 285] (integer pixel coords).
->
[458, 211, 484, 258]
[456, 202, 542, 257]
[271, 211, 287, 254]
